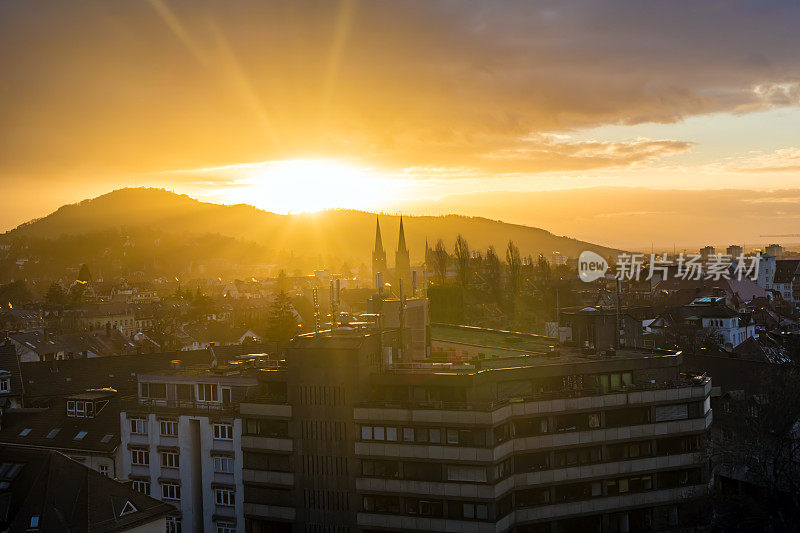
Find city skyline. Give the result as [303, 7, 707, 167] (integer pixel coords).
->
[2, 1, 800, 248]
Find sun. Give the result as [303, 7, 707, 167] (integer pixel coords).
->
[214, 159, 394, 213]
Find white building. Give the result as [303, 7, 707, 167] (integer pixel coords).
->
[119, 364, 256, 533]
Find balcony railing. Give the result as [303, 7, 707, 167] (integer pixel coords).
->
[356, 377, 711, 412]
[121, 395, 239, 415]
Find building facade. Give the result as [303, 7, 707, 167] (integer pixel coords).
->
[118, 329, 711, 532]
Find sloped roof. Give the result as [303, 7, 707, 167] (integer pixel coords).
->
[773, 259, 800, 284]
[0, 446, 174, 532]
[0, 395, 121, 454]
[0, 344, 24, 399]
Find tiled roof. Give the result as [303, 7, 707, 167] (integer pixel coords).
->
[0, 395, 121, 454]
[772, 259, 800, 284]
[0, 446, 174, 532]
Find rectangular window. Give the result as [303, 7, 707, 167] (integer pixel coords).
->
[160, 419, 178, 437]
[655, 404, 689, 422]
[385, 427, 397, 441]
[99, 464, 109, 476]
[131, 448, 149, 466]
[130, 418, 147, 435]
[131, 480, 150, 495]
[447, 465, 487, 482]
[216, 523, 235, 533]
[197, 383, 219, 402]
[161, 450, 179, 469]
[213, 423, 233, 440]
[373, 426, 385, 441]
[215, 488, 234, 506]
[141, 382, 167, 399]
[66, 401, 76, 417]
[403, 427, 414, 441]
[361, 425, 373, 440]
[429, 428, 441, 443]
[214, 455, 234, 473]
[0, 378, 9, 393]
[161, 482, 181, 500]
[165, 516, 181, 533]
[446, 429, 459, 444]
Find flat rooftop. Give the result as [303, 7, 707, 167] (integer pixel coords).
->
[431, 323, 557, 356]
[389, 345, 681, 375]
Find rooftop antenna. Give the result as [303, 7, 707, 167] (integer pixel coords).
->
[209, 342, 218, 368]
[312, 287, 320, 333]
[399, 278, 406, 362]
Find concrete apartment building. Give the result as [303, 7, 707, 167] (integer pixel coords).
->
[119, 326, 711, 533]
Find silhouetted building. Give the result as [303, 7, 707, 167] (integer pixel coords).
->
[395, 216, 411, 296]
[372, 217, 387, 290]
[119, 329, 711, 532]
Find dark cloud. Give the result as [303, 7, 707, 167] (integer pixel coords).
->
[1, 0, 799, 176]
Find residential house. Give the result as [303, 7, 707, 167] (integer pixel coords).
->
[0, 446, 173, 531]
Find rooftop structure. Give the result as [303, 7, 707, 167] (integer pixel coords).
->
[117, 327, 711, 532]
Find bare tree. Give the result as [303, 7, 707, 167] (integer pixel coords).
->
[433, 239, 449, 285]
[454, 234, 471, 288]
[710, 366, 800, 532]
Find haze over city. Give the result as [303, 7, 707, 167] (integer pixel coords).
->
[2, 1, 800, 249]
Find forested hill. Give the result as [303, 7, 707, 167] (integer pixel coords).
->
[1, 188, 621, 278]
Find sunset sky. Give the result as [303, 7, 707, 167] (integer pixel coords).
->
[2, 0, 800, 249]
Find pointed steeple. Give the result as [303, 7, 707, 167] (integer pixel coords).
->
[374, 216, 384, 254]
[395, 215, 411, 296]
[372, 216, 387, 289]
[397, 215, 408, 253]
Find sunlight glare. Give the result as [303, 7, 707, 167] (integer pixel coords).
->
[215, 159, 395, 213]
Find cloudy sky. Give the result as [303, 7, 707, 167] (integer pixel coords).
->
[1, 0, 799, 248]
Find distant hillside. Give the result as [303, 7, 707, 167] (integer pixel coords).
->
[3, 188, 621, 273]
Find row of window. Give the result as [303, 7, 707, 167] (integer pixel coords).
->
[361, 459, 487, 482]
[359, 468, 702, 519]
[362, 496, 489, 521]
[129, 418, 233, 440]
[130, 448, 234, 473]
[514, 468, 703, 508]
[360, 436, 702, 483]
[360, 425, 485, 446]
[139, 382, 232, 403]
[360, 402, 705, 448]
[131, 479, 235, 506]
[244, 418, 288, 438]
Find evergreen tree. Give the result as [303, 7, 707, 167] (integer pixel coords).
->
[266, 290, 298, 345]
[77, 264, 92, 283]
[484, 246, 502, 300]
[45, 282, 68, 306]
[505, 240, 522, 296]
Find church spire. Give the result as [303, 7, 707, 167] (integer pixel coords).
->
[397, 215, 407, 253]
[372, 216, 387, 289]
[374, 216, 384, 253]
[395, 215, 411, 296]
